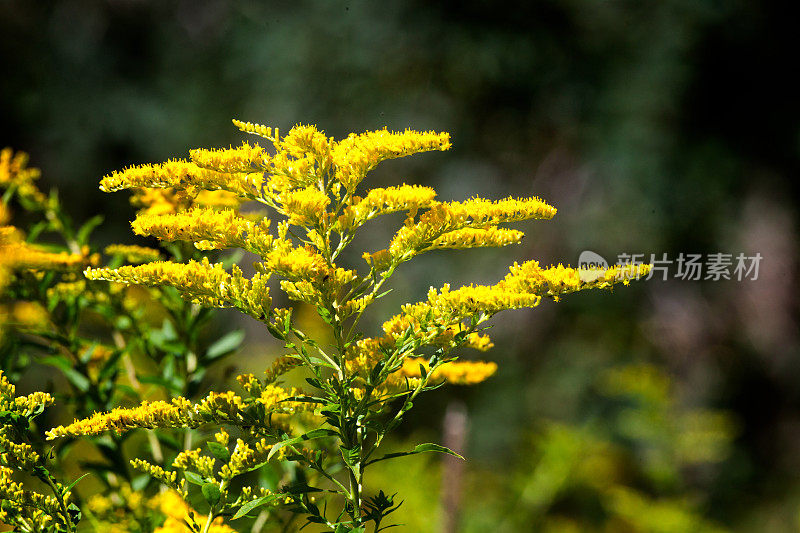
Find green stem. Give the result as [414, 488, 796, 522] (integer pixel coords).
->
[344, 265, 396, 343]
[200, 480, 229, 533]
[43, 473, 74, 532]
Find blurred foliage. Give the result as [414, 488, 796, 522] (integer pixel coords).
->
[372, 364, 736, 532]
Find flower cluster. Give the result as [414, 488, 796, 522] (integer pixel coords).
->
[15, 121, 649, 532]
[45, 378, 306, 440]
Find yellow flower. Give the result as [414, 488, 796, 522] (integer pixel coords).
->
[104, 244, 162, 264]
[2, 241, 97, 272]
[232, 118, 278, 140]
[500, 261, 651, 298]
[172, 448, 215, 479]
[85, 258, 273, 319]
[431, 226, 525, 249]
[445, 195, 557, 225]
[392, 358, 498, 385]
[100, 159, 263, 199]
[130, 458, 178, 486]
[47, 383, 306, 440]
[277, 124, 332, 160]
[10, 301, 49, 328]
[0, 148, 46, 206]
[190, 141, 270, 173]
[131, 207, 262, 250]
[152, 491, 236, 533]
[278, 185, 331, 227]
[338, 184, 437, 231]
[332, 128, 451, 192]
[221, 437, 279, 479]
[45, 397, 196, 439]
[387, 196, 556, 261]
[130, 187, 241, 216]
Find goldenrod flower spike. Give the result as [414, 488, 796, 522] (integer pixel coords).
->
[387, 196, 556, 261]
[278, 185, 331, 227]
[99, 158, 263, 199]
[276, 124, 332, 160]
[129, 459, 178, 487]
[221, 437, 279, 479]
[500, 261, 652, 298]
[2, 241, 97, 271]
[445, 195, 557, 225]
[85, 258, 273, 320]
[376, 262, 650, 351]
[0, 370, 55, 471]
[104, 244, 162, 264]
[130, 187, 243, 216]
[393, 358, 498, 386]
[86, 258, 235, 305]
[131, 207, 263, 251]
[431, 227, 525, 249]
[0, 147, 46, 206]
[0, 466, 64, 525]
[337, 184, 437, 231]
[45, 398, 197, 439]
[152, 490, 237, 533]
[428, 263, 650, 315]
[46, 384, 306, 440]
[332, 128, 451, 192]
[232, 118, 278, 140]
[190, 141, 270, 173]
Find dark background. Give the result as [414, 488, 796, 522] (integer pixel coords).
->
[2, 1, 798, 531]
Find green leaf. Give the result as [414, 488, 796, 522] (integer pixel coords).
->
[376, 288, 393, 299]
[205, 330, 245, 361]
[282, 481, 322, 494]
[282, 395, 328, 405]
[207, 441, 230, 461]
[138, 375, 182, 394]
[76, 215, 104, 245]
[40, 356, 90, 392]
[259, 465, 280, 491]
[64, 473, 90, 494]
[131, 474, 150, 492]
[317, 306, 333, 325]
[231, 495, 274, 520]
[183, 471, 205, 486]
[339, 444, 360, 468]
[412, 443, 463, 458]
[267, 428, 338, 461]
[26, 221, 49, 242]
[97, 349, 124, 382]
[202, 482, 221, 507]
[66, 502, 82, 524]
[335, 526, 366, 533]
[366, 443, 463, 466]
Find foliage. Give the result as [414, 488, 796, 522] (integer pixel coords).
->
[469, 364, 736, 532]
[1, 122, 647, 532]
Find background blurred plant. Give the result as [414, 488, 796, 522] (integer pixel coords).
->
[1, 146, 248, 530]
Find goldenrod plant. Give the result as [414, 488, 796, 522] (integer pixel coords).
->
[1, 122, 648, 532]
[1, 147, 246, 531]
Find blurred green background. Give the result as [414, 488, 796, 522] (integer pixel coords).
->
[2, 1, 798, 531]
